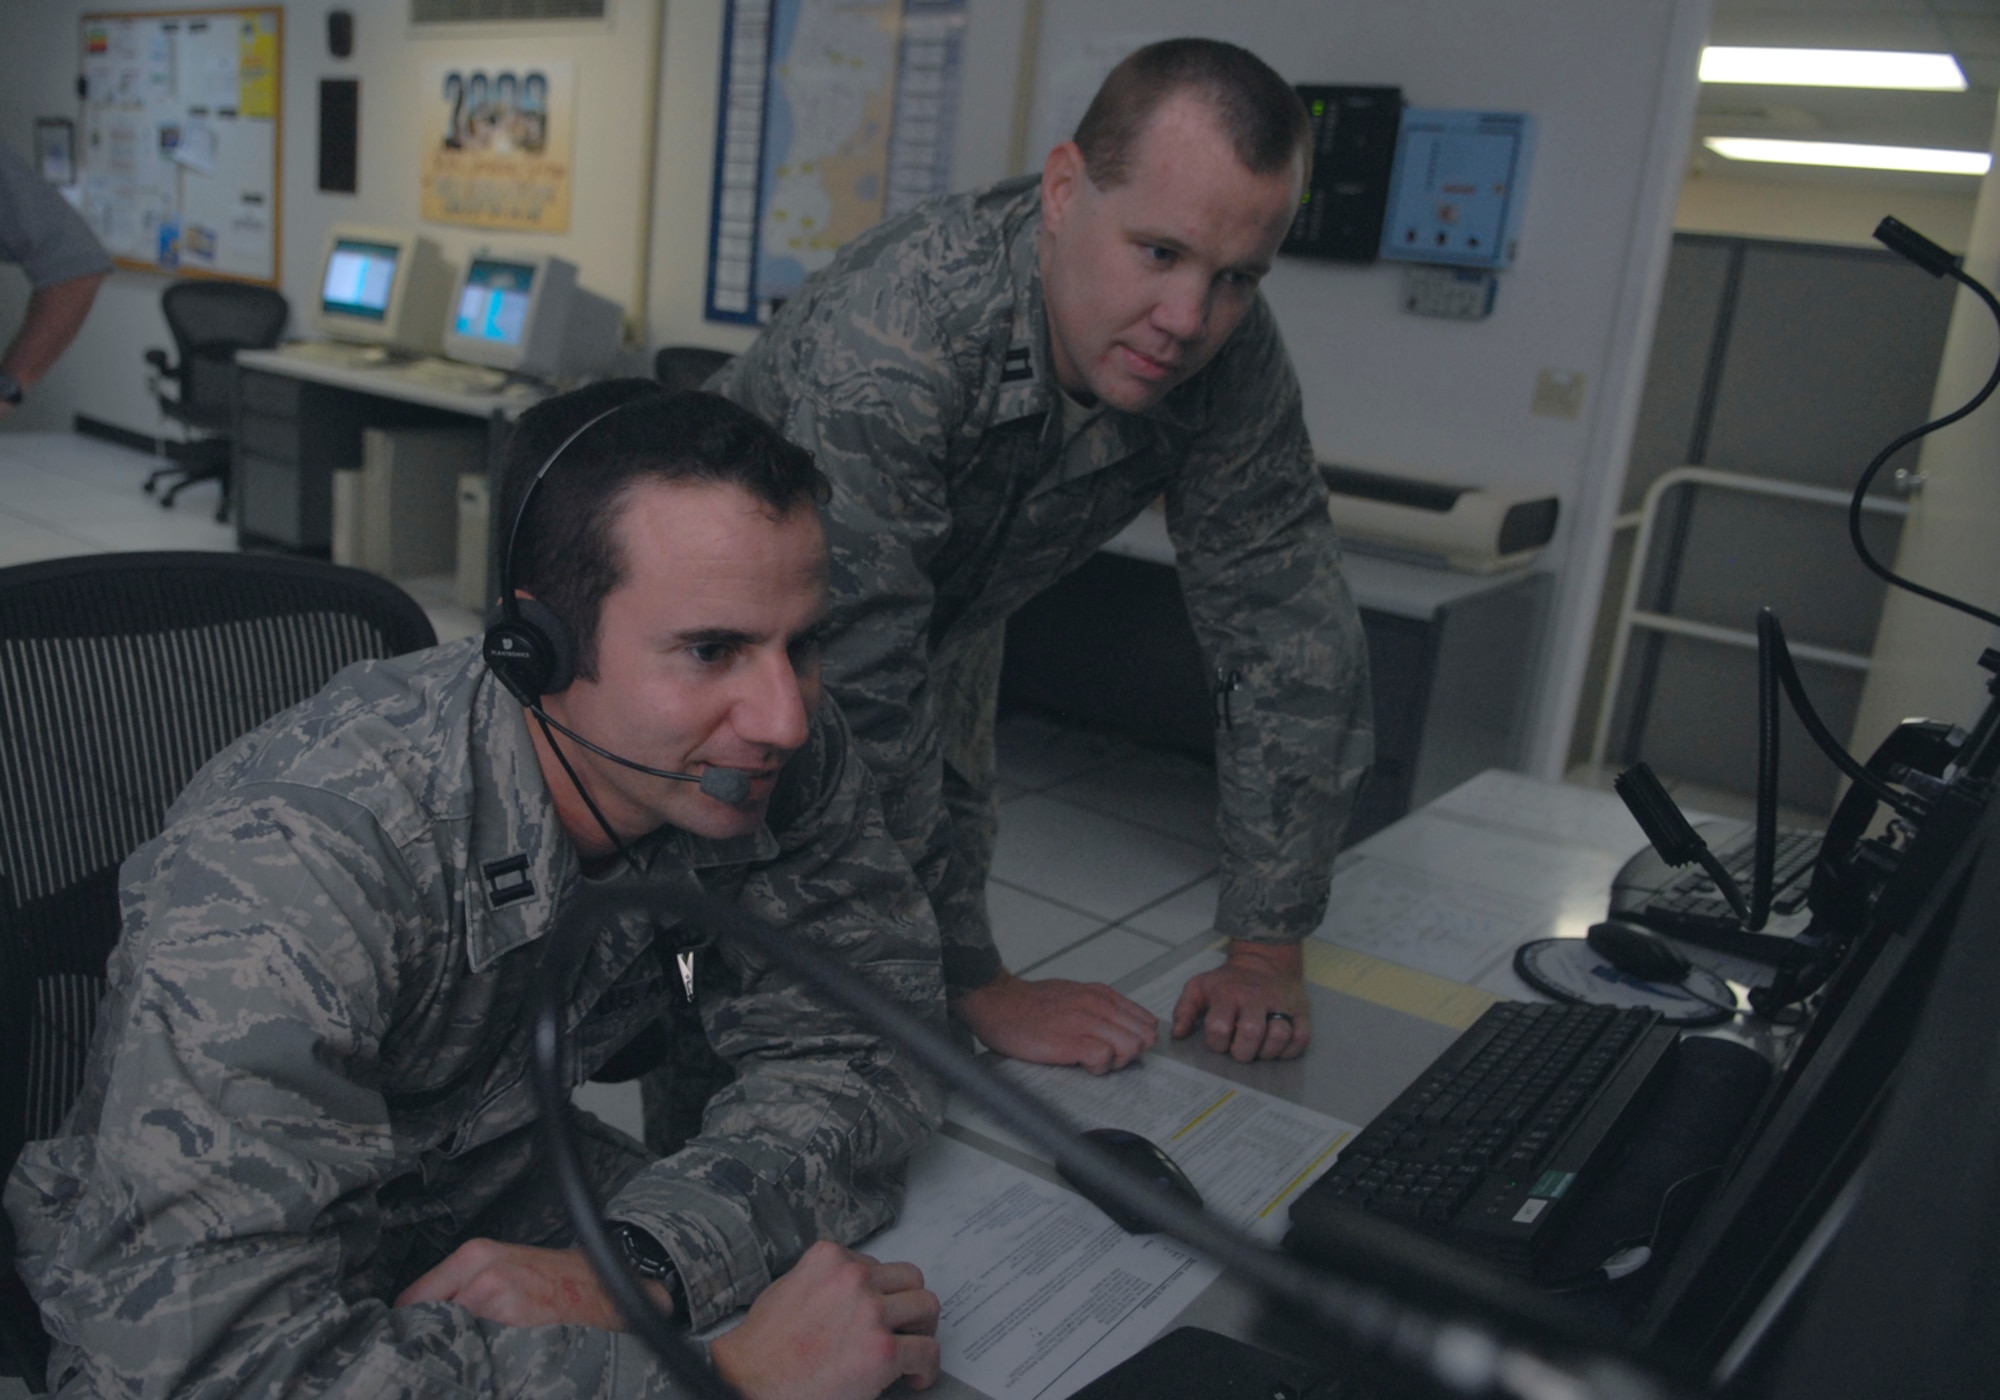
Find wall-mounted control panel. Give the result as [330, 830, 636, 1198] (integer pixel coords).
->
[1380, 109, 1536, 269]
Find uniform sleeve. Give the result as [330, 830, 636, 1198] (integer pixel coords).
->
[1165, 299, 1375, 946]
[5, 793, 686, 1400]
[601, 700, 947, 1330]
[0, 143, 112, 286]
[714, 292, 1003, 995]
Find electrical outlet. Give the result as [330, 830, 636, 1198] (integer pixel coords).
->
[1532, 369, 1586, 419]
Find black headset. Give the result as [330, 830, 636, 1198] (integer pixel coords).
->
[483, 391, 753, 807]
[481, 399, 638, 703]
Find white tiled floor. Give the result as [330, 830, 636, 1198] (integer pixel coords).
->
[0, 430, 487, 643]
[1, 429, 1225, 1143]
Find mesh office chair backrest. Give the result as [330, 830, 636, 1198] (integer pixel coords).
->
[0, 551, 435, 1156]
[160, 280, 290, 430]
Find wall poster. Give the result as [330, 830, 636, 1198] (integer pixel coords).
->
[419, 59, 574, 233]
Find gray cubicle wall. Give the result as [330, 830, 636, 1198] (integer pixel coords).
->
[1582, 235, 1954, 811]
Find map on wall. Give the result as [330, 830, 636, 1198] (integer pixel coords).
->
[704, 0, 967, 325]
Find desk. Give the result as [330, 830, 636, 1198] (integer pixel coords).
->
[232, 347, 549, 555]
[881, 770, 1763, 1400]
[1000, 509, 1552, 843]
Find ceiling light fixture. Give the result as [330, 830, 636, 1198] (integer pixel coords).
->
[1699, 47, 1967, 91]
[1704, 137, 1991, 176]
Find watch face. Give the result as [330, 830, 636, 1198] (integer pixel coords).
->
[616, 1222, 672, 1278]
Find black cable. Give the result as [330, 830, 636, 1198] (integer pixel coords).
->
[531, 708, 643, 876]
[530, 882, 1706, 1400]
[1760, 612, 1927, 823]
[525, 910, 736, 1400]
[1748, 610, 1780, 932]
[1849, 239, 2000, 631]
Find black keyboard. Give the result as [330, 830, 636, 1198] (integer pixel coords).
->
[1286, 1001, 1679, 1276]
[1609, 823, 1822, 959]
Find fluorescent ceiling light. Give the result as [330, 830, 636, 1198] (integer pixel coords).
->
[1704, 137, 1991, 176]
[1700, 46, 1967, 91]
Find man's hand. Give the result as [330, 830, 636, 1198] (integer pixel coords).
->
[1171, 941, 1310, 1062]
[394, 1240, 671, 1331]
[953, 968, 1158, 1073]
[711, 1241, 941, 1400]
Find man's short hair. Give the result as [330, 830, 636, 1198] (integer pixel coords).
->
[1072, 38, 1310, 190]
[500, 379, 828, 680]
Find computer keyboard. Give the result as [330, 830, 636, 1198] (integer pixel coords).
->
[279, 340, 393, 368]
[1286, 1001, 1678, 1276]
[392, 357, 512, 395]
[1609, 823, 1822, 957]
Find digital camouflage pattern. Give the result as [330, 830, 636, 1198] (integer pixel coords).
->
[5, 638, 945, 1399]
[714, 175, 1375, 994]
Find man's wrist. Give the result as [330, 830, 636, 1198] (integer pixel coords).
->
[0, 371, 24, 406]
[610, 1221, 688, 1321]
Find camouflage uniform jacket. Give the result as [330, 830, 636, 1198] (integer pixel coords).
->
[7, 638, 946, 1399]
[716, 175, 1375, 994]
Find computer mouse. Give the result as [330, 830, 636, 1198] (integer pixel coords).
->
[1058, 1127, 1204, 1234]
[1586, 919, 1693, 984]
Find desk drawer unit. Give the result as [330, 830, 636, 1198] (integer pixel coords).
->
[233, 368, 468, 553]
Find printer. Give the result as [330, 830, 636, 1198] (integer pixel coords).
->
[1321, 463, 1558, 573]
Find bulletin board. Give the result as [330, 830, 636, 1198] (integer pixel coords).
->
[77, 8, 282, 284]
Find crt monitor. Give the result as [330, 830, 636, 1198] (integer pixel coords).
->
[313, 226, 450, 353]
[441, 252, 621, 381]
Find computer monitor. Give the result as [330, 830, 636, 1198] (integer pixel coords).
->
[313, 225, 450, 353]
[439, 251, 621, 382]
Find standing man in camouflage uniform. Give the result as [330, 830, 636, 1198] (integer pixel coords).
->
[715, 39, 1373, 1075]
[7, 385, 947, 1400]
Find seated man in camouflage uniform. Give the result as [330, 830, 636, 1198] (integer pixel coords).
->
[714, 38, 1374, 1076]
[6, 385, 947, 1400]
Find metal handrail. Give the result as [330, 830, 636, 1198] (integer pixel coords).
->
[1587, 466, 1909, 771]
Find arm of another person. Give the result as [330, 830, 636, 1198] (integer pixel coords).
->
[1165, 303, 1375, 1064]
[0, 144, 112, 414]
[9, 793, 711, 1400]
[589, 700, 949, 1333]
[0, 270, 107, 413]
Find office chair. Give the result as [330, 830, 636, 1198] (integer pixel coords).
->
[142, 281, 290, 524]
[652, 344, 733, 395]
[0, 551, 435, 1393]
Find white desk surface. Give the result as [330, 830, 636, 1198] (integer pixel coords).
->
[1101, 505, 1545, 620]
[237, 345, 551, 420]
[902, 770, 1679, 1400]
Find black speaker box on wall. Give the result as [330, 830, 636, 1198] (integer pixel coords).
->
[328, 9, 354, 58]
[319, 79, 359, 194]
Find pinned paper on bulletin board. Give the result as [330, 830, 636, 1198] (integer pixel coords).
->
[77, 7, 282, 284]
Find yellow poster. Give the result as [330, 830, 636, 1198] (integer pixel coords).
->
[419, 59, 573, 233]
[237, 13, 277, 119]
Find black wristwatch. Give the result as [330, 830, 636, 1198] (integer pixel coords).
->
[0, 372, 23, 406]
[611, 1221, 688, 1317]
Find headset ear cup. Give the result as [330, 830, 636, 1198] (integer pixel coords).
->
[514, 596, 577, 694]
[483, 596, 576, 699]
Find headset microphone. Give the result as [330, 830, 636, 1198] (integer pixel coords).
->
[521, 701, 756, 805]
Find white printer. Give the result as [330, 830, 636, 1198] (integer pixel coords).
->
[1322, 464, 1558, 574]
